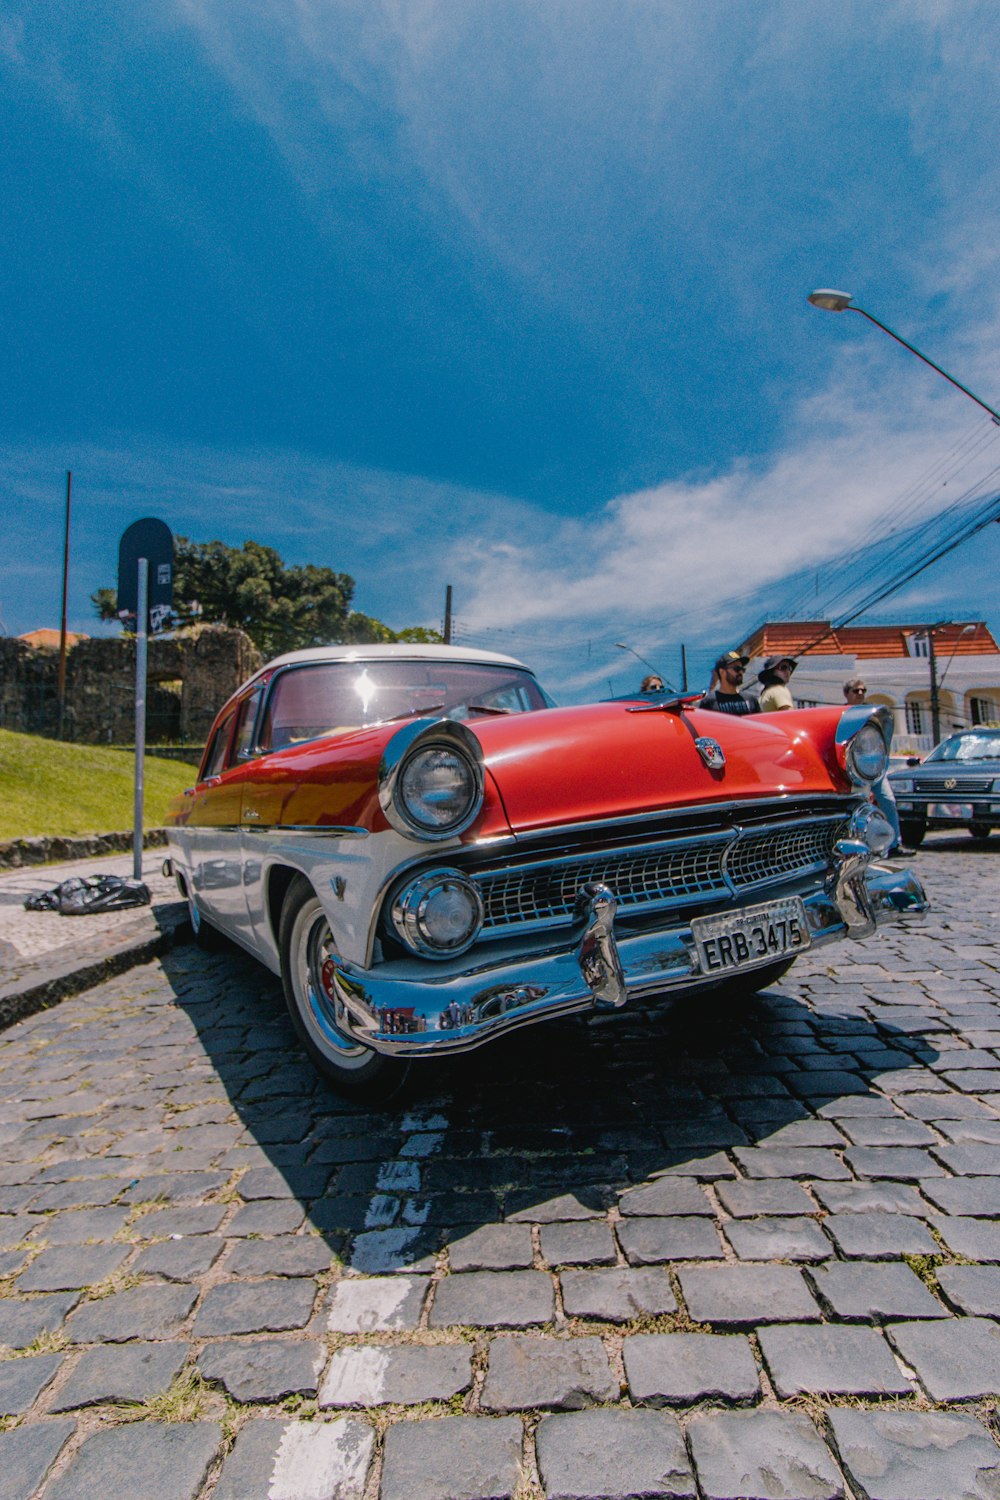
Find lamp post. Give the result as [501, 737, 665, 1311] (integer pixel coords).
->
[807, 290, 1000, 425]
[614, 642, 676, 692]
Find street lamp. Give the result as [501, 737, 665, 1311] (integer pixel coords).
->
[614, 642, 676, 692]
[807, 290, 1000, 425]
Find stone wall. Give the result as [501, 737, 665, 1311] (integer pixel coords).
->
[0, 626, 260, 746]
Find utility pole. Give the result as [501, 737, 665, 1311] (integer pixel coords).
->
[680, 643, 688, 693]
[443, 585, 452, 644]
[928, 628, 941, 747]
[57, 471, 72, 740]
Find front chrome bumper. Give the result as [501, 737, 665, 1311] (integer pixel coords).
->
[328, 854, 928, 1058]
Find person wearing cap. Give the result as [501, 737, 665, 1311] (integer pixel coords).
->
[699, 652, 760, 715]
[757, 656, 797, 712]
[843, 678, 915, 859]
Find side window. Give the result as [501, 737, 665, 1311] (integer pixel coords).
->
[202, 711, 235, 780]
[230, 685, 264, 764]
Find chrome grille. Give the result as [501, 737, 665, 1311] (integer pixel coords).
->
[917, 776, 993, 796]
[474, 816, 845, 934]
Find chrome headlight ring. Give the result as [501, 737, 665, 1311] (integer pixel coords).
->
[378, 718, 485, 842]
[835, 703, 892, 786]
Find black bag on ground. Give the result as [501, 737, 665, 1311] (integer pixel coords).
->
[24, 875, 151, 915]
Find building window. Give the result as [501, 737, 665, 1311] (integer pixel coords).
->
[970, 695, 1000, 726]
[907, 633, 930, 658]
[906, 700, 925, 735]
[796, 698, 819, 709]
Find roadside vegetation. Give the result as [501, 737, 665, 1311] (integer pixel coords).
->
[0, 729, 193, 839]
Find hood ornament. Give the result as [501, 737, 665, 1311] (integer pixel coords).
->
[695, 737, 726, 771]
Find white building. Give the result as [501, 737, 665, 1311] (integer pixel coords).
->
[737, 620, 1000, 755]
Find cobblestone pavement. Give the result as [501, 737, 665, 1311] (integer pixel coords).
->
[0, 835, 999, 1499]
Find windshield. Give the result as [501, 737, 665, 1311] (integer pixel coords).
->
[258, 660, 554, 752]
[925, 732, 1000, 763]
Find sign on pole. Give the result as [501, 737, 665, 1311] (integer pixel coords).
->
[118, 519, 174, 879]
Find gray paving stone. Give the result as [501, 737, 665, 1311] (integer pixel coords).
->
[31, 1206, 131, 1244]
[839, 1117, 938, 1146]
[214, 1416, 375, 1500]
[198, 1338, 325, 1402]
[132, 1236, 223, 1281]
[0, 1352, 64, 1414]
[226, 1235, 333, 1278]
[887, 1315, 1000, 1400]
[320, 1343, 473, 1406]
[827, 1407, 1000, 1500]
[617, 1215, 723, 1264]
[535, 1408, 696, 1499]
[809, 1261, 947, 1322]
[348, 1226, 438, 1274]
[28, 1179, 129, 1212]
[0, 1418, 76, 1500]
[678, 1265, 820, 1327]
[326, 1274, 429, 1332]
[192, 1277, 316, 1336]
[539, 1220, 617, 1267]
[559, 1268, 677, 1322]
[48, 1341, 188, 1410]
[687, 1409, 845, 1500]
[133, 1204, 228, 1238]
[823, 1213, 938, 1259]
[16, 1241, 129, 1292]
[757, 1322, 911, 1398]
[623, 1332, 759, 1406]
[811, 1181, 927, 1214]
[0, 1292, 78, 1348]
[506, 1191, 606, 1222]
[380, 1414, 524, 1500]
[723, 1215, 830, 1261]
[227, 1198, 306, 1236]
[119, 1171, 228, 1205]
[936, 1263, 1000, 1316]
[44, 1420, 222, 1500]
[617, 1177, 713, 1216]
[715, 1178, 815, 1217]
[448, 1223, 534, 1271]
[65, 1283, 197, 1343]
[480, 1333, 617, 1411]
[922, 1177, 1000, 1216]
[430, 1271, 555, 1328]
[845, 1146, 945, 1179]
[732, 1147, 851, 1179]
[931, 1216, 1000, 1261]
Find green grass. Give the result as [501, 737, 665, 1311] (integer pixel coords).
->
[0, 729, 195, 839]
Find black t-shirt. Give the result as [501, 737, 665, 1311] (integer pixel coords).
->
[698, 690, 759, 716]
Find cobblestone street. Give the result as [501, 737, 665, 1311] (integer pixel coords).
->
[1, 836, 999, 1499]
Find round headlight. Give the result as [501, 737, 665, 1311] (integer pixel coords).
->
[398, 746, 480, 836]
[846, 723, 889, 784]
[391, 869, 484, 958]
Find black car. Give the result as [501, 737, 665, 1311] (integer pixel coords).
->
[889, 727, 1000, 846]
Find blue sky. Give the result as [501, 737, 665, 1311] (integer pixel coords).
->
[3, 0, 1000, 700]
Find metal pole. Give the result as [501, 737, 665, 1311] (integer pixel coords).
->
[443, 585, 452, 644]
[57, 471, 72, 739]
[928, 629, 941, 747]
[680, 643, 688, 693]
[133, 559, 148, 882]
[849, 308, 1000, 426]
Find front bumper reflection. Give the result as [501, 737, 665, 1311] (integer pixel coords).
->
[330, 858, 928, 1058]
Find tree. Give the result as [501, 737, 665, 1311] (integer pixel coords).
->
[93, 537, 440, 656]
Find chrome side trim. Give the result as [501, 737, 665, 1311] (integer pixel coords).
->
[242, 824, 369, 838]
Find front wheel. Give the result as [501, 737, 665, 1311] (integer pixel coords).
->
[278, 876, 410, 1102]
[969, 821, 993, 843]
[898, 818, 926, 849]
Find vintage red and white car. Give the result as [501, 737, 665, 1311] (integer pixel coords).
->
[165, 644, 927, 1098]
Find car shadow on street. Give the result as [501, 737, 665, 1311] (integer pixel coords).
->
[159, 939, 941, 1271]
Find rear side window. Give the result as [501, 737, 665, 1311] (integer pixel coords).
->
[201, 711, 235, 780]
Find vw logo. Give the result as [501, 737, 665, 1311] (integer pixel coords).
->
[695, 737, 726, 770]
[944, 777, 957, 790]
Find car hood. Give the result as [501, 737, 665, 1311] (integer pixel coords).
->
[468, 702, 849, 835]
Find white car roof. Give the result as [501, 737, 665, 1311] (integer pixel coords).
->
[263, 643, 529, 672]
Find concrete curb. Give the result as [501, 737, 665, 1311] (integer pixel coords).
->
[0, 828, 168, 871]
[0, 901, 192, 1033]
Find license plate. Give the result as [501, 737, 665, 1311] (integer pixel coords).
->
[930, 802, 973, 821]
[692, 898, 811, 977]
